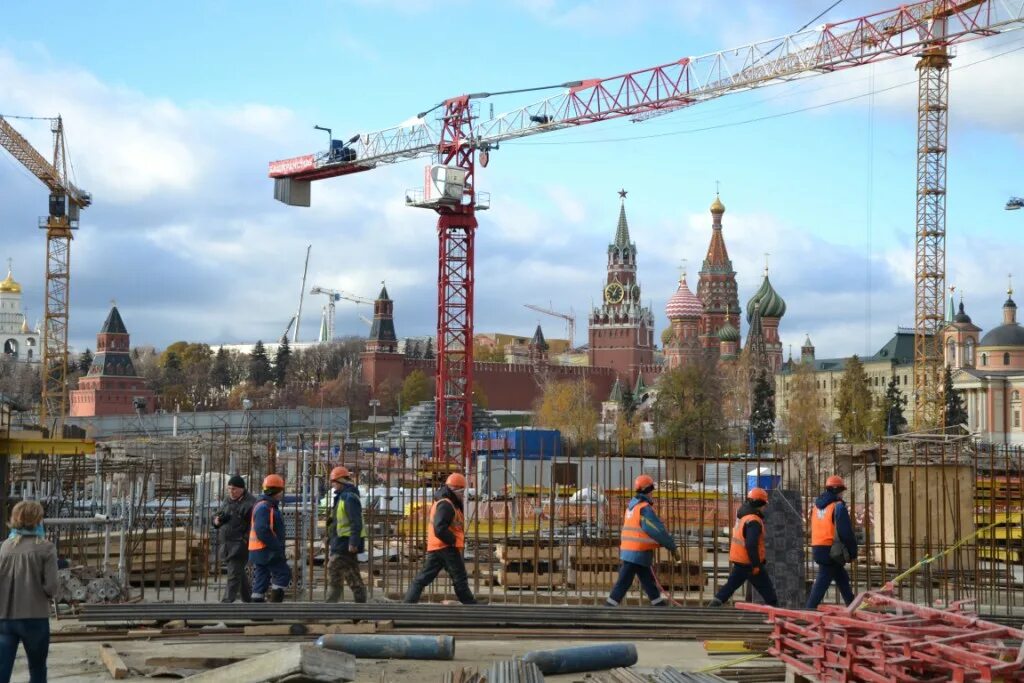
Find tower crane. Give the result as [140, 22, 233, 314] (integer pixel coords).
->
[524, 303, 576, 350]
[271, 0, 1024, 458]
[0, 115, 91, 435]
[310, 286, 342, 341]
[1008, 197, 1023, 211]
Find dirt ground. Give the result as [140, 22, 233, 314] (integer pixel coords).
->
[16, 634, 722, 682]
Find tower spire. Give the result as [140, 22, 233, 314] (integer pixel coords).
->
[614, 189, 630, 247]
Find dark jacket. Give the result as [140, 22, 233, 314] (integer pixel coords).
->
[811, 490, 858, 564]
[0, 534, 60, 619]
[735, 501, 766, 569]
[430, 485, 464, 550]
[619, 493, 677, 567]
[249, 494, 286, 564]
[329, 482, 365, 555]
[214, 491, 256, 559]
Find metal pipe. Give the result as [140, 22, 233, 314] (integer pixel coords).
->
[521, 642, 637, 674]
[316, 634, 455, 660]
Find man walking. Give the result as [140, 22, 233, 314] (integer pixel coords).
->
[605, 475, 681, 607]
[325, 466, 367, 603]
[708, 487, 778, 607]
[403, 473, 476, 605]
[806, 475, 858, 609]
[248, 474, 291, 603]
[212, 474, 256, 603]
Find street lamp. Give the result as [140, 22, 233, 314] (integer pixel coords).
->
[369, 399, 380, 449]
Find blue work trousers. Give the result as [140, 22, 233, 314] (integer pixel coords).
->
[0, 618, 50, 683]
[607, 560, 664, 604]
[806, 560, 854, 609]
[714, 563, 778, 606]
[251, 556, 292, 597]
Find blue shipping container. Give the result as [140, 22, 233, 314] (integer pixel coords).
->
[472, 428, 562, 459]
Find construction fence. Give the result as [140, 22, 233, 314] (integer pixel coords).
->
[7, 432, 1024, 611]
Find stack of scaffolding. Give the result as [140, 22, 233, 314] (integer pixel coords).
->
[567, 542, 704, 593]
[976, 476, 1024, 565]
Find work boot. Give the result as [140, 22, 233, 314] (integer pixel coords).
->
[352, 587, 368, 604]
[706, 598, 723, 608]
[250, 594, 266, 603]
[325, 586, 342, 603]
[269, 588, 285, 603]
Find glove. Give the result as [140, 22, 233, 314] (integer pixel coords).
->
[212, 514, 223, 528]
[670, 547, 682, 562]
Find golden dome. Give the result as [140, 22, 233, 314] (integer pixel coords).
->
[0, 268, 21, 294]
[710, 195, 725, 214]
[19, 317, 29, 334]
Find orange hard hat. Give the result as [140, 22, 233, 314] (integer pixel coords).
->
[634, 474, 655, 491]
[445, 473, 467, 489]
[748, 487, 769, 503]
[826, 475, 846, 490]
[330, 466, 351, 482]
[262, 474, 285, 491]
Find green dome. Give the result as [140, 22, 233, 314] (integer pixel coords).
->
[746, 274, 786, 321]
[717, 321, 740, 343]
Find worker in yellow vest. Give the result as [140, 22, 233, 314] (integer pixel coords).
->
[708, 487, 778, 607]
[806, 475, 858, 608]
[248, 474, 291, 603]
[403, 473, 476, 604]
[325, 466, 367, 603]
[605, 475, 681, 607]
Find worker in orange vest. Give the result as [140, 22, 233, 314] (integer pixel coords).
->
[403, 472, 476, 605]
[708, 487, 778, 607]
[605, 475, 681, 607]
[248, 474, 292, 603]
[806, 475, 858, 608]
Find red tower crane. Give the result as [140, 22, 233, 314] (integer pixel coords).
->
[271, 0, 1024, 459]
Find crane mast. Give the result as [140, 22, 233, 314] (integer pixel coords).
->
[0, 115, 91, 436]
[270, 0, 1024, 456]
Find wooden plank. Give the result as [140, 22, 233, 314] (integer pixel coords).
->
[100, 643, 129, 680]
[181, 644, 355, 682]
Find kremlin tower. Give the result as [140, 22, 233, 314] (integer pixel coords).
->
[745, 264, 787, 373]
[69, 305, 155, 416]
[697, 196, 741, 360]
[588, 191, 655, 383]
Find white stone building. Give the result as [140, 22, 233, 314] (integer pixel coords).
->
[0, 263, 40, 362]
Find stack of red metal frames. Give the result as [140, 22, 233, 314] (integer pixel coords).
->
[738, 592, 1024, 682]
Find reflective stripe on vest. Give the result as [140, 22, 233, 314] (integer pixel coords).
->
[810, 502, 838, 547]
[729, 514, 766, 564]
[426, 499, 464, 551]
[248, 501, 275, 551]
[336, 493, 367, 539]
[620, 501, 660, 552]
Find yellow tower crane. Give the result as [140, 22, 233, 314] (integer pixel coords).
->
[0, 116, 91, 436]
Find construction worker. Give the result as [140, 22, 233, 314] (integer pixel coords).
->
[403, 472, 476, 605]
[708, 487, 778, 607]
[325, 466, 367, 603]
[212, 474, 256, 603]
[605, 474, 681, 607]
[248, 474, 291, 603]
[806, 475, 858, 609]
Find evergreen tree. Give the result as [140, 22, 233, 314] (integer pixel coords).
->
[78, 348, 93, 374]
[406, 341, 422, 359]
[162, 350, 184, 387]
[836, 355, 873, 441]
[620, 388, 637, 422]
[274, 336, 291, 387]
[211, 347, 232, 389]
[874, 374, 908, 436]
[943, 366, 968, 429]
[248, 341, 272, 387]
[749, 370, 775, 451]
[423, 338, 435, 360]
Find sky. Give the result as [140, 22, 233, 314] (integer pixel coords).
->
[0, 0, 1022, 360]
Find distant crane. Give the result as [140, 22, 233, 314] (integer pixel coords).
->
[292, 245, 311, 343]
[523, 303, 575, 349]
[0, 115, 91, 435]
[1008, 197, 1024, 211]
[310, 286, 374, 340]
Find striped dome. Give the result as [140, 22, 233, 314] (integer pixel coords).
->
[746, 273, 786, 321]
[717, 321, 740, 343]
[665, 275, 703, 320]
